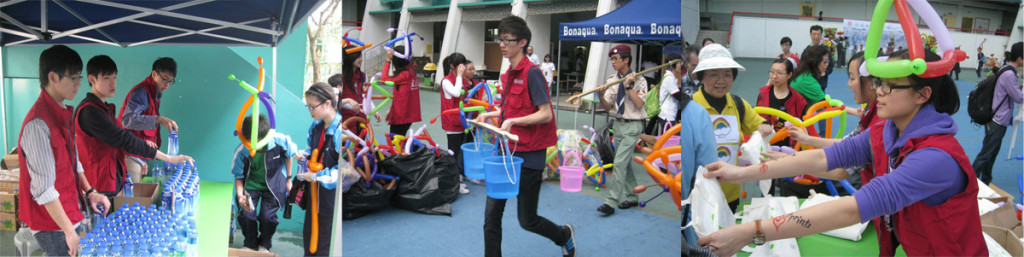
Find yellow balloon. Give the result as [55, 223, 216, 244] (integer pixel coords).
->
[800, 110, 844, 127]
[754, 107, 804, 127]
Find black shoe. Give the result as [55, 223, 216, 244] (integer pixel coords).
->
[597, 204, 614, 215]
[618, 200, 638, 209]
[561, 224, 576, 257]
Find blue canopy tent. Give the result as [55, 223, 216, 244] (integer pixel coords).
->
[555, 0, 683, 123]
[0, 1, 348, 255]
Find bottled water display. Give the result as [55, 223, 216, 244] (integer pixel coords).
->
[161, 162, 200, 215]
[78, 203, 198, 257]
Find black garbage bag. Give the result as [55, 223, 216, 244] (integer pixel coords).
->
[379, 146, 460, 215]
[342, 179, 395, 220]
[595, 121, 615, 165]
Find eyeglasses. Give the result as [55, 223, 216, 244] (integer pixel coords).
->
[158, 73, 177, 85]
[871, 78, 914, 95]
[58, 73, 83, 83]
[306, 101, 326, 111]
[494, 38, 520, 45]
[609, 56, 622, 61]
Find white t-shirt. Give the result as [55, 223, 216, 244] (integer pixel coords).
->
[528, 53, 541, 66]
[658, 71, 681, 121]
[540, 62, 556, 86]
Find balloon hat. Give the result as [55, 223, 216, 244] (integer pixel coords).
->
[342, 27, 372, 54]
[864, 0, 967, 78]
[229, 57, 278, 157]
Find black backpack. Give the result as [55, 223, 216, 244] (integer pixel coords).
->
[967, 66, 1015, 125]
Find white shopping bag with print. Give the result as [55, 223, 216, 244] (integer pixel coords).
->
[684, 166, 736, 238]
[743, 194, 801, 257]
[798, 191, 870, 241]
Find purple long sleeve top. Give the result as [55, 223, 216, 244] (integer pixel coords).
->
[992, 65, 1021, 126]
[824, 104, 967, 223]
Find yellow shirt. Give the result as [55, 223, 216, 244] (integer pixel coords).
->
[692, 89, 766, 202]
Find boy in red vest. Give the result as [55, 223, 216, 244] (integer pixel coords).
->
[119, 57, 180, 183]
[75, 55, 193, 202]
[18, 45, 108, 256]
[476, 16, 576, 257]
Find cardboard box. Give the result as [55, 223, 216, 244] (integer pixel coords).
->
[0, 191, 15, 213]
[984, 225, 1024, 257]
[228, 248, 279, 257]
[112, 183, 159, 208]
[0, 212, 18, 231]
[2, 148, 18, 170]
[0, 179, 16, 194]
[981, 184, 1020, 230]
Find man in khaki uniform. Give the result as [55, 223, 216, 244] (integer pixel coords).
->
[596, 44, 648, 215]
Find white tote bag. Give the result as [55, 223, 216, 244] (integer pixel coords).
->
[684, 166, 737, 238]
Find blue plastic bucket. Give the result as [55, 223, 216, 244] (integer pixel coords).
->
[462, 143, 496, 179]
[483, 156, 522, 199]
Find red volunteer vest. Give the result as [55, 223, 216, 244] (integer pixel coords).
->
[119, 76, 161, 156]
[19, 91, 84, 231]
[75, 98, 126, 192]
[756, 84, 807, 148]
[867, 122, 987, 256]
[383, 62, 421, 125]
[341, 71, 366, 132]
[441, 72, 471, 132]
[499, 59, 557, 152]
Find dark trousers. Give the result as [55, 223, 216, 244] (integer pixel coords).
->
[978, 63, 984, 77]
[447, 132, 475, 177]
[390, 123, 413, 136]
[644, 116, 665, 135]
[34, 230, 70, 256]
[484, 167, 568, 257]
[973, 121, 1007, 185]
[238, 189, 280, 250]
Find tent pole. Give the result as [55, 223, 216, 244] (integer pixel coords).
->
[555, 41, 561, 123]
[272, 46, 278, 113]
[0, 47, 6, 152]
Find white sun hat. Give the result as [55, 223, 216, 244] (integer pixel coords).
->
[692, 43, 746, 74]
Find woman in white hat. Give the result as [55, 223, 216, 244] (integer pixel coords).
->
[690, 43, 773, 212]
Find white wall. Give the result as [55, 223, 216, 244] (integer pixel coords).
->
[729, 16, 1010, 68]
[527, 14, 552, 62]
[407, 21, 434, 58]
[703, 0, 1012, 30]
[360, 0, 394, 47]
[457, 21, 486, 70]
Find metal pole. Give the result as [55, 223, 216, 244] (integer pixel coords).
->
[555, 40, 561, 122]
[0, 47, 7, 152]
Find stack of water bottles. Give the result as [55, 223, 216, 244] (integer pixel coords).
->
[78, 203, 197, 257]
[160, 161, 200, 216]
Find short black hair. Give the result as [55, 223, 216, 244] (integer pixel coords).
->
[152, 57, 177, 76]
[810, 25, 823, 33]
[327, 73, 344, 88]
[240, 114, 270, 144]
[702, 38, 715, 45]
[890, 49, 960, 114]
[391, 45, 410, 69]
[665, 54, 682, 70]
[498, 16, 531, 53]
[780, 37, 793, 45]
[771, 57, 794, 75]
[1008, 42, 1023, 62]
[682, 44, 702, 63]
[86, 55, 117, 88]
[39, 45, 83, 89]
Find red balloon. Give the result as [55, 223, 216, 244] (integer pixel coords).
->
[895, 0, 924, 60]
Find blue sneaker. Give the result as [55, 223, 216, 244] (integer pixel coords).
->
[561, 224, 576, 257]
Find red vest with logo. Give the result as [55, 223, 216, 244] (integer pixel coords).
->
[867, 122, 987, 256]
[383, 62, 421, 125]
[75, 98, 126, 192]
[340, 71, 366, 132]
[756, 84, 807, 148]
[500, 59, 557, 152]
[119, 76, 161, 156]
[19, 91, 84, 231]
[441, 72, 471, 132]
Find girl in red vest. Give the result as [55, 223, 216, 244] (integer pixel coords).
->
[382, 45, 421, 136]
[756, 57, 808, 148]
[332, 45, 380, 133]
[441, 52, 476, 193]
[699, 50, 987, 256]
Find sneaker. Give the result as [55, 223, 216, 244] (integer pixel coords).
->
[257, 246, 270, 253]
[597, 204, 614, 215]
[618, 200, 638, 209]
[561, 224, 576, 257]
[242, 246, 257, 251]
[459, 183, 470, 194]
[468, 178, 486, 185]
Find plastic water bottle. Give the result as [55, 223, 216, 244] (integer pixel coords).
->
[124, 174, 134, 197]
[168, 131, 179, 156]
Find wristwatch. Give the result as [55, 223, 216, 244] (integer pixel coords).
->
[753, 219, 767, 246]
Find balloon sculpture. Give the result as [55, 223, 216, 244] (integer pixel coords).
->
[229, 57, 278, 157]
[385, 28, 423, 60]
[342, 27, 372, 54]
[864, 0, 967, 78]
